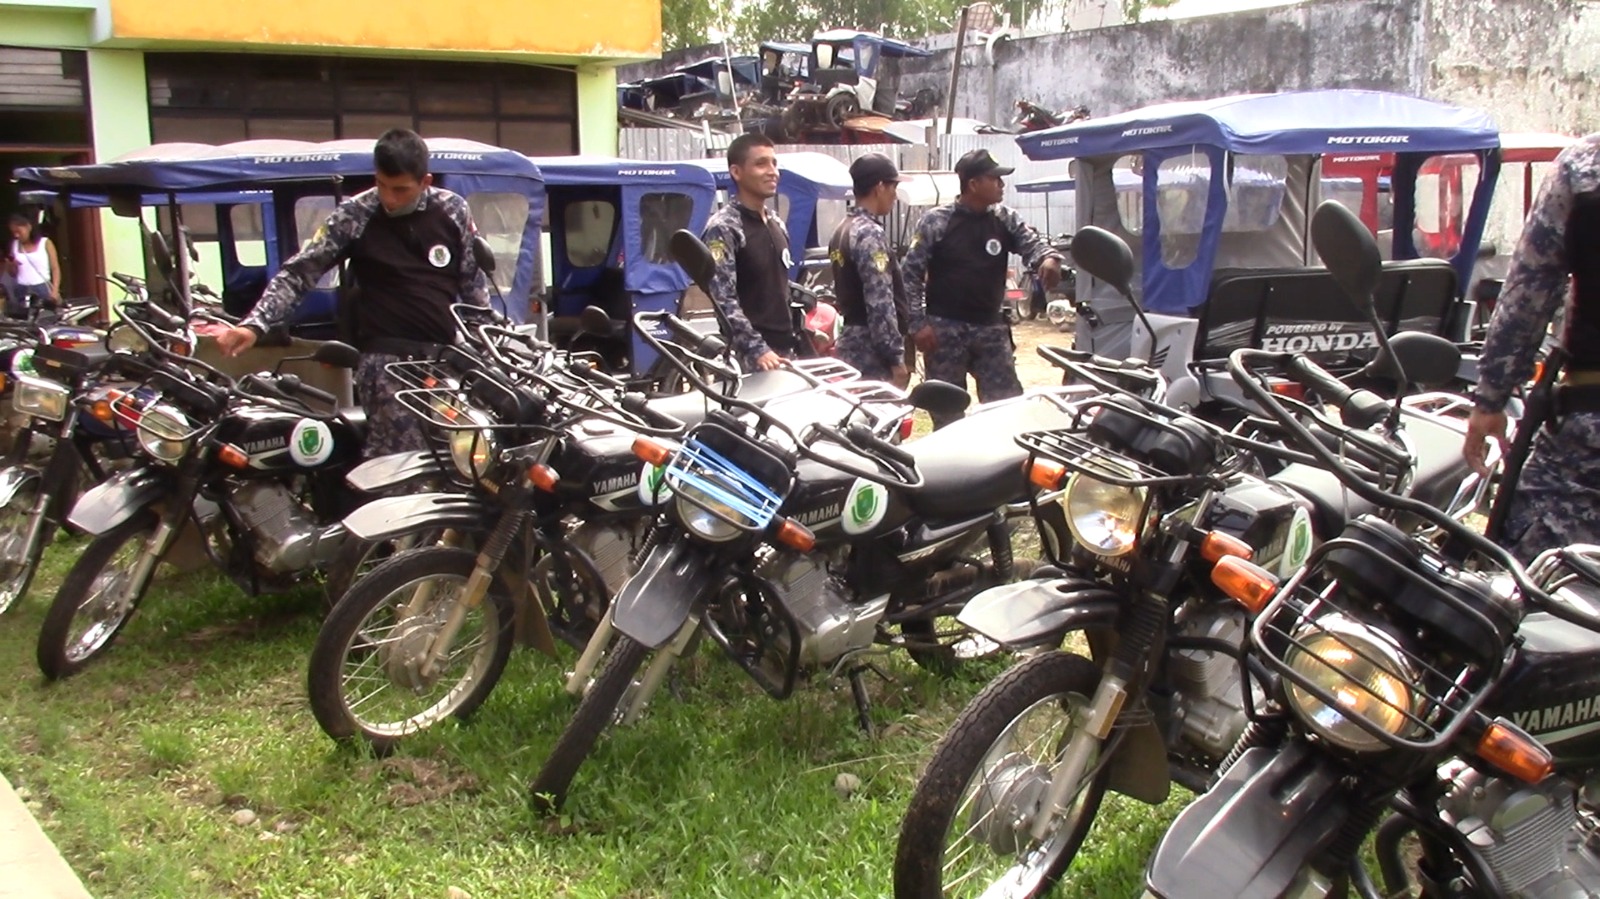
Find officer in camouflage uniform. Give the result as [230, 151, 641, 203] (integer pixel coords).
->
[902, 149, 1064, 427]
[1464, 133, 1600, 562]
[830, 153, 909, 387]
[216, 128, 488, 456]
[701, 133, 802, 372]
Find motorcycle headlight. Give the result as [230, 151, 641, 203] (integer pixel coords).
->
[1064, 466, 1147, 557]
[12, 374, 70, 422]
[107, 325, 150, 355]
[448, 410, 498, 481]
[665, 434, 787, 543]
[673, 489, 744, 543]
[1284, 614, 1418, 752]
[137, 404, 192, 463]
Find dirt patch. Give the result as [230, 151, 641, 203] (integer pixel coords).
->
[363, 756, 483, 807]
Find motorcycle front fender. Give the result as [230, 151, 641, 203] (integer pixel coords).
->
[342, 493, 492, 542]
[1144, 743, 1351, 899]
[956, 577, 1121, 648]
[0, 464, 41, 508]
[612, 539, 718, 651]
[344, 451, 443, 494]
[66, 465, 172, 536]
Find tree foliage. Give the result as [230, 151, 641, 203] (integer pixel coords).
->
[660, 0, 1183, 53]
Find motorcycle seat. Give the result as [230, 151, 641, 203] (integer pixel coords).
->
[903, 396, 1076, 519]
[646, 369, 812, 429]
[339, 407, 368, 441]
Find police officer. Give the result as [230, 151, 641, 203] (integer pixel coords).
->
[1463, 133, 1600, 561]
[902, 149, 1064, 427]
[830, 153, 909, 388]
[215, 128, 488, 456]
[702, 133, 802, 372]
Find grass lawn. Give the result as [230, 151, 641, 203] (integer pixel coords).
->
[0, 529, 1185, 898]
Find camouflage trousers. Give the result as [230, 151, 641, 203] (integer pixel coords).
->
[923, 317, 1022, 429]
[835, 325, 898, 382]
[1503, 412, 1600, 563]
[355, 353, 428, 457]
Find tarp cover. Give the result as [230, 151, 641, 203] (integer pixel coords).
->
[1018, 90, 1500, 161]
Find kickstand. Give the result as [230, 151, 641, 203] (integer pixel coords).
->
[846, 662, 892, 738]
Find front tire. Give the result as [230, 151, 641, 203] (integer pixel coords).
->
[529, 634, 649, 814]
[895, 651, 1109, 899]
[36, 511, 161, 680]
[0, 477, 44, 615]
[306, 547, 515, 754]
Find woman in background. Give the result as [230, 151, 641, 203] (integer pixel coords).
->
[5, 213, 60, 318]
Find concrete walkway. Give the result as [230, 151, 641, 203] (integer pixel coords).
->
[0, 773, 92, 899]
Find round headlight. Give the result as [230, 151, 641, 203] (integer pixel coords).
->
[107, 325, 151, 355]
[448, 411, 497, 481]
[674, 488, 742, 543]
[1063, 468, 1147, 557]
[1285, 615, 1418, 752]
[137, 404, 191, 463]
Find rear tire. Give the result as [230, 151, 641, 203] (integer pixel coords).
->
[37, 511, 160, 680]
[0, 477, 44, 615]
[529, 634, 649, 814]
[895, 651, 1109, 899]
[307, 547, 515, 754]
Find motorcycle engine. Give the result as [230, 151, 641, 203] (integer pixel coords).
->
[1167, 603, 1252, 759]
[756, 548, 887, 668]
[565, 520, 640, 597]
[228, 481, 336, 574]
[1439, 766, 1600, 897]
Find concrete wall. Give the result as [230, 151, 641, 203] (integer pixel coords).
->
[892, 0, 1424, 124]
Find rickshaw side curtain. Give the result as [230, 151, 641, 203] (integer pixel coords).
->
[1140, 145, 1229, 315]
[619, 182, 716, 296]
[439, 173, 547, 323]
[782, 187, 818, 278]
[1388, 148, 1502, 297]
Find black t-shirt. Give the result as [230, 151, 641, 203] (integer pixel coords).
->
[348, 203, 466, 345]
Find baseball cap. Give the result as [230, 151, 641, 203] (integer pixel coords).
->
[955, 149, 1015, 182]
[849, 153, 903, 194]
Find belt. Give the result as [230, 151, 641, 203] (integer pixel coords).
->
[362, 337, 441, 359]
[1561, 369, 1600, 387]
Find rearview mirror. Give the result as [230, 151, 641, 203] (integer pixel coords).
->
[670, 230, 717, 295]
[907, 379, 971, 419]
[1311, 200, 1382, 314]
[471, 236, 497, 274]
[108, 188, 142, 219]
[311, 341, 362, 370]
[1361, 331, 1461, 390]
[1069, 226, 1135, 299]
[579, 305, 615, 337]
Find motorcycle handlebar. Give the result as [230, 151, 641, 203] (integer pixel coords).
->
[1282, 354, 1389, 429]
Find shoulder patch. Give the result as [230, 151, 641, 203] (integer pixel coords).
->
[708, 238, 728, 264]
[871, 250, 890, 273]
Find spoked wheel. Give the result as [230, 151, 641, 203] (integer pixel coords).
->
[306, 547, 515, 754]
[528, 545, 612, 650]
[529, 633, 648, 815]
[895, 651, 1109, 899]
[0, 477, 43, 615]
[36, 511, 161, 680]
[321, 528, 458, 609]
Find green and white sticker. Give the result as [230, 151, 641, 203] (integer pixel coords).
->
[841, 478, 890, 535]
[637, 462, 672, 505]
[290, 419, 335, 467]
[1281, 506, 1314, 576]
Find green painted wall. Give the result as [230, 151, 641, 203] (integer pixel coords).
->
[85, 48, 150, 289]
[576, 64, 619, 156]
[0, 7, 94, 47]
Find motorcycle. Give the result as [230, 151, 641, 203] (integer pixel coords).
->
[35, 302, 368, 679]
[1141, 200, 1600, 899]
[891, 216, 1488, 898]
[307, 303, 878, 752]
[525, 229, 1090, 814]
[1013, 100, 1091, 134]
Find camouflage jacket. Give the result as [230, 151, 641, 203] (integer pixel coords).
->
[242, 186, 488, 332]
[701, 200, 793, 366]
[830, 209, 906, 370]
[900, 202, 1061, 331]
[1476, 135, 1600, 412]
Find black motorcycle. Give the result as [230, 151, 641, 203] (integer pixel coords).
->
[1140, 201, 1600, 899]
[35, 302, 367, 679]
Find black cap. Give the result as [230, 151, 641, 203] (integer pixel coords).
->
[849, 153, 903, 195]
[955, 148, 1015, 183]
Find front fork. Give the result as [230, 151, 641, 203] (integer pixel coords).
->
[414, 509, 534, 679]
[565, 607, 699, 726]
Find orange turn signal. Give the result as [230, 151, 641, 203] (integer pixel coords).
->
[632, 436, 672, 466]
[1477, 719, 1553, 784]
[1531, 360, 1545, 385]
[1027, 459, 1068, 491]
[1268, 380, 1307, 402]
[218, 443, 250, 469]
[898, 416, 915, 441]
[1211, 556, 1279, 614]
[1200, 531, 1254, 563]
[528, 463, 560, 492]
[776, 518, 816, 552]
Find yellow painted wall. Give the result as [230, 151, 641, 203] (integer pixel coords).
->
[108, 0, 661, 60]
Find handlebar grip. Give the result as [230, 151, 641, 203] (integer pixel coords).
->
[276, 373, 337, 407]
[1282, 354, 1389, 429]
[846, 423, 916, 471]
